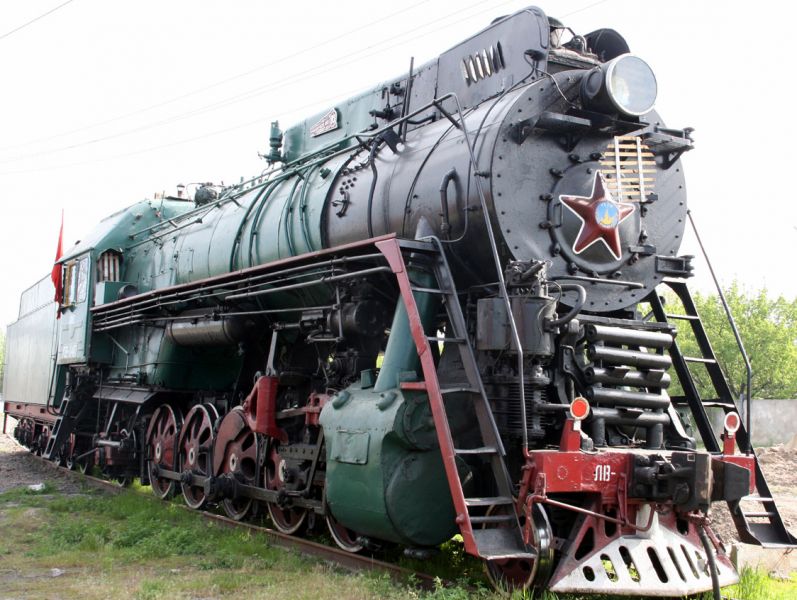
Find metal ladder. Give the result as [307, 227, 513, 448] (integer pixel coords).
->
[377, 237, 533, 561]
[650, 280, 796, 547]
[42, 395, 83, 460]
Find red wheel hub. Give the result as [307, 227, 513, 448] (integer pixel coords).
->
[178, 404, 218, 509]
[146, 405, 182, 499]
[264, 440, 307, 534]
[213, 407, 260, 520]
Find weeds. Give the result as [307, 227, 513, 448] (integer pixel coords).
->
[720, 567, 797, 600]
[1, 481, 795, 599]
[0, 480, 58, 502]
[135, 579, 168, 600]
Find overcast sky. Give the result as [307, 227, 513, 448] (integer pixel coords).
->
[1, 0, 795, 328]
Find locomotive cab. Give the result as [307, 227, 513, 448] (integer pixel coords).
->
[56, 252, 92, 365]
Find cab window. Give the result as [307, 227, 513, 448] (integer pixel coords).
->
[76, 258, 88, 303]
[62, 262, 76, 306]
[62, 257, 89, 307]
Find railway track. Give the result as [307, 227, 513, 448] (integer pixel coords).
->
[3, 433, 440, 591]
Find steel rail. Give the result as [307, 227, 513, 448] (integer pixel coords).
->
[92, 262, 390, 327]
[92, 305, 340, 333]
[91, 264, 349, 319]
[90, 262, 366, 326]
[4, 433, 438, 590]
[89, 263, 350, 326]
[91, 251, 389, 319]
[124, 92, 476, 247]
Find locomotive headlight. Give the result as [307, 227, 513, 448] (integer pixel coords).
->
[581, 54, 657, 117]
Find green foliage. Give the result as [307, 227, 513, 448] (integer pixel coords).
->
[33, 490, 280, 565]
[667, 283, 797, 399]
[396, 536, 485, 587]
[721, 567, 797, 600]
[0, 481, 57, 503]
[135, 579, 169, 600]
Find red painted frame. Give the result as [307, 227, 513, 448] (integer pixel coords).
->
[375, 238, 479, 555]
[2, 401, 57, 425]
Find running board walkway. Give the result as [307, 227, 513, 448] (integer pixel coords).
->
[376, 237, 533, 562]
[650, 280, 796, 547]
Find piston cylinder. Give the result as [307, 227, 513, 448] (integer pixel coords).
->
[166, 309, 262, 346]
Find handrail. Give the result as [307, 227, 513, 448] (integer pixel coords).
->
[45, 310, 61, 416]
[436, 93, 530, 453]
[125, 94, 458, 246]
[687, 210, 753, 446]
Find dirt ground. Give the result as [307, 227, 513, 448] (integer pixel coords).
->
[0, 421, 83, 495]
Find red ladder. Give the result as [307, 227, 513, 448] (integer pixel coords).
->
[376, 237, 534, 561]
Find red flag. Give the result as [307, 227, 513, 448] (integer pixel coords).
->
[52, 211, 64, 306]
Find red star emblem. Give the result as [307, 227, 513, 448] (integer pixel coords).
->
[560, 172, 635, 260]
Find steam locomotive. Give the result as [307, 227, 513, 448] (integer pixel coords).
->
[4, 6, 794, 596]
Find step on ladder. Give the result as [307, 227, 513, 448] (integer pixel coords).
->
[650, 280, 796, 547]
[43, 395, 85, 461]
[376, 237, 534, 562]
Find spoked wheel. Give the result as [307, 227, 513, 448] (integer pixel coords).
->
[108, 431, 137, 487]
[112, 474, 134, 487]
[213, 407, 260, 521]
[33, 427, 49, 456]
[179, 404, 218, 510]
[51, 433, 66, 466]
[76, 454, 94, 474]
[326, 507, 364, 553]
[65, 435, 77, 470]
[14, 419, 33, 448]
[146, 405, 183, 499]
[264, 439, 307, 534]
[483, 502, 554, 591]
[40, 427, 50, 456]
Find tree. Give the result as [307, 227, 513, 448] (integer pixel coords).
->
[666, 283, 797, 400]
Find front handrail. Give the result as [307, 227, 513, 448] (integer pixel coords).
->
[687, 210, 753, 445]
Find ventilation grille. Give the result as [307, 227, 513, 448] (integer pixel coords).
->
[97, 250, 122, 282]
[461, 43, 504, 85]
[599, 136, 656, 203]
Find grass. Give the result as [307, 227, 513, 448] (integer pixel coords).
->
[0, 482, 409, 599]
[0, 481, 795, 599]
[721, 568, 797, 600]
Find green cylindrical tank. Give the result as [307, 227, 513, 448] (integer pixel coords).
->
[319, 382, 458, 546]
[319, 267, 460, 547]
